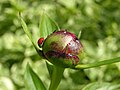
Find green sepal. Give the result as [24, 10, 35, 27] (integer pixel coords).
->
[39, 13, 60, 39]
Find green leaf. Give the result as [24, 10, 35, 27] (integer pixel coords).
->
[39, 13, 60, 39]
[19, 13, 38, 50]
[82, 82, 120, 90]
[24, 64, 46, 90]
[19, 13, 44, 57]
[75, 57, 120, 69]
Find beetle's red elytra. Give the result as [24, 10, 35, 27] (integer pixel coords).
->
[38, 37, 44, 45]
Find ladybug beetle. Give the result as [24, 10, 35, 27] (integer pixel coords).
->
[38, 37, 44, 47]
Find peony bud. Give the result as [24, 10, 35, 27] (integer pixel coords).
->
[39, 30, 84, 68]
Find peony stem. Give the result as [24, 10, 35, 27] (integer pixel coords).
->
[49, 66, 65, 90]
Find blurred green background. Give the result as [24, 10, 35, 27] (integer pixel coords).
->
[0, 0, 120, 90]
